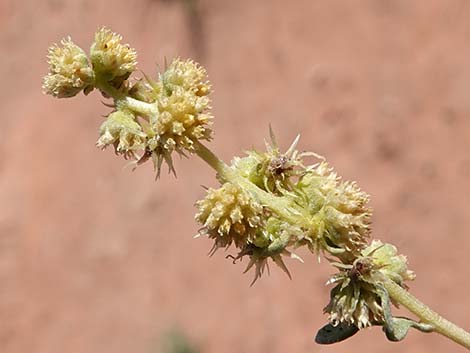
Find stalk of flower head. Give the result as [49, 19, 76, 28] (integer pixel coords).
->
[42, 28, 470, 349]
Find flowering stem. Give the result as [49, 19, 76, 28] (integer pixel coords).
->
[44, 29, 470, 350]
[383, 277, 470, 349]
[95, 79, 304, 225]
[94, 79, 310, 227]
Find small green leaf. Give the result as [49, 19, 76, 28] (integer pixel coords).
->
[376, 283, 434, 342]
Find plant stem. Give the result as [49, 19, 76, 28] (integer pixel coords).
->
[192, 140, 231, 176]
[94, 79, 158, 116]
[383, 277, 470, 350]
[120, 96, 157, 116]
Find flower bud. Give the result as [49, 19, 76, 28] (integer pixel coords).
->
[96, 110, 146, 158]
[42, 37, 94, 98]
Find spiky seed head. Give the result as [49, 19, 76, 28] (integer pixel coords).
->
[145, 59, 213, 176]
[295, 162, 372, 258]
[324, 241, 415, 328]
[233, 134, 312, 195]
[96, 110, 146, 158]
[90, 27, 137, 83]
[195, 182, 263, 252]
[42, 37, 94, 98]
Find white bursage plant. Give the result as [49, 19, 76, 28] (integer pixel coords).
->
[43, 27, 470, 350]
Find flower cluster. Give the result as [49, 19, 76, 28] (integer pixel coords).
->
[232, 133, 313, 194]
[195, 182, 264, 252]
[42, 37, 94, 98]
[295, 162, 372, 261]
[324, 241, 415, 328]
[196, 175, 308, 284]
[43, 28, 213, 177]
[95, 57, 213, 176]
[145, 59, 213, 176]
[195, 134, 372, 283]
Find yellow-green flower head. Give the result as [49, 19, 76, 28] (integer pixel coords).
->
[145, 61, 213, 176]
[96, 110, 146, 158]
[196, 182, 304, 284]
[42, 37, 94, 98]
[295, 162, 372, 258]
[362, 240, 416, 285]
[161, 58, 211, 97]
[233, 134, 314, 195]
[324, 241, 414, 328]
[90, 27, 137, 82]
[195, 182, 263, 253]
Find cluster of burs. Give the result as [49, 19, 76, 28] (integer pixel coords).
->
[43, 28, 415, 339]
[43, 27, 212, 176]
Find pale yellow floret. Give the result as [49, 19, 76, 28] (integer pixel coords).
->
[162, 58, 211, 96]
[42, 37, 94, 98]
[90, 27, 137, 81]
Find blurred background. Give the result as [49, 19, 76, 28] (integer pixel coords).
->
[1, 0, 470, 352]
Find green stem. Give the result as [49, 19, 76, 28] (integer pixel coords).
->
[94, 79, 158, 116]
[383, 277, 470, 350]
[94, 78, 125, 99]
[192, 140, 231, 176]
[120, 96, 157, 116]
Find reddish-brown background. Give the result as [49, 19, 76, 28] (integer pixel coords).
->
[1, 1, 470, 352]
